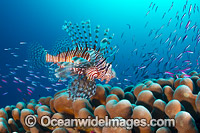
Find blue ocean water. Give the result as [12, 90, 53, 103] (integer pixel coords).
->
[0, 0, 200, 107]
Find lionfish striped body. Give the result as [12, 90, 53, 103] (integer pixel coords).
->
[30, 20, 117, 100]
[46, 47, 115, 83]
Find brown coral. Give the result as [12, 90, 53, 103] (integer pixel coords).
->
[1, 71, 200, 133]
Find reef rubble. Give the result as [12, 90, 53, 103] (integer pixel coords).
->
[0, 71, 200, 133]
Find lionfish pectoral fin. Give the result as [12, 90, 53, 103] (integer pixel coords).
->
[67, 76, 96, 100]
[60, 62, 74, 69]
[72, 56, 89, 64]
[57, 63, 61, 67]
[50, 63, 56, 66]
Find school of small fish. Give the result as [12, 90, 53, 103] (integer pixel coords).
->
[110, 0, 200, 87]
[0, 47, 65, 102]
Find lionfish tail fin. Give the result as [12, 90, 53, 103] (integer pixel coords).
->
[66, 76, 96, 100]
[28, 43, 47, 69]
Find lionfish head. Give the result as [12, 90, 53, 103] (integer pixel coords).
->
[100, 65, 116, 84]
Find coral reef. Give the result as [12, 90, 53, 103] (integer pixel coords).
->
[0, 71, 200, 133]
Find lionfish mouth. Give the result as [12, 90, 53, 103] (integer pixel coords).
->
[30, 20, 118, 100]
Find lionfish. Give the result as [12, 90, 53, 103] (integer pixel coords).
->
[29, 20, 118, 100]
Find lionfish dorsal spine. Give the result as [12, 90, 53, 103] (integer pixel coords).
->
[108, 33, 114, 45]
[81, 21, 88, 46]
[94, 25, 100, 45]
[86, 20, 92, 45]
[104, 28, 109, 38]
[74, 23, 81, 47]
[68, 22, 78, 46]
[71, 23, 80, 48]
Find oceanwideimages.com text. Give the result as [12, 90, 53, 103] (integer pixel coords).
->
[25, 115, 175, 130]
